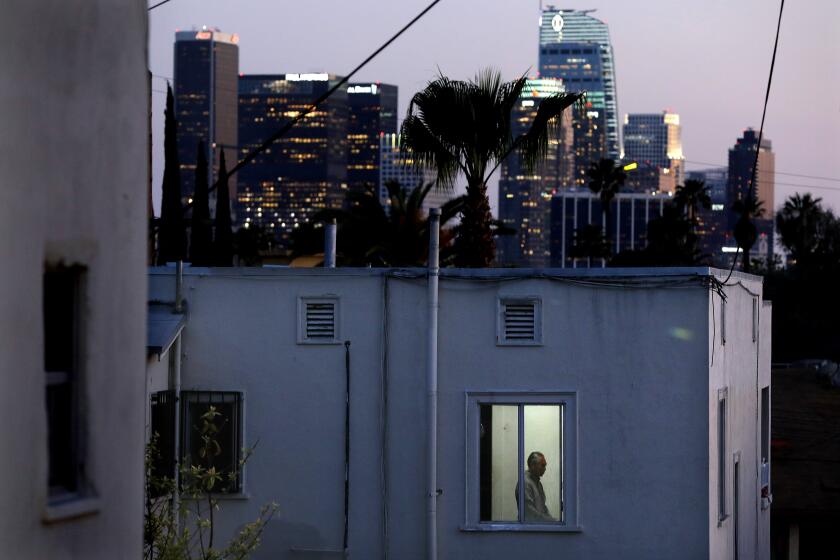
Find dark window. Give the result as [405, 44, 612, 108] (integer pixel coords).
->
[44, 266, 85, 498]
[150, 390, 178, 495]
[181, 391, 243, 493]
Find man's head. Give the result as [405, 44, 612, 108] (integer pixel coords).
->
[527, 451, 547, 478]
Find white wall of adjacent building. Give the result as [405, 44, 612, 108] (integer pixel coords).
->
[0, 1, 148, 557]
[148, 267, 770, 560]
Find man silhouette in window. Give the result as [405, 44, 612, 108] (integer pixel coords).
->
[515, 451, 554, 522]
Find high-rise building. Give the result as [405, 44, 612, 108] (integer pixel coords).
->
[378, 133, 444, 213]
[727, 128, 775, 263]
[347, 83, 398, 195]
[497, 78, 574, 267]
[688, 167, 729, 265]
[539, 7, 620, 177]
[622, 112, 685, 193]
[237, 73, 348, 253]
[174, 28, 239, 202]
[550, 189, 671, 267]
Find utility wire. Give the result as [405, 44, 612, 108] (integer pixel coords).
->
[685, 159, 840, 184]
[183, 0, 445, 213]
[722, 0, 785, 284]
[148, 0, 174, 11]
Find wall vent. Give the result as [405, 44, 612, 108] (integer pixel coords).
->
[298, 296, 340, 344]
[497, 297, 542, 346]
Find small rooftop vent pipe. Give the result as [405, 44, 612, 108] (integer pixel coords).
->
[324, 219, 337, 268]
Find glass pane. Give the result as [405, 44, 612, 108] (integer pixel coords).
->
[523, 404, 562, 523]
[479, 404, 519, 522]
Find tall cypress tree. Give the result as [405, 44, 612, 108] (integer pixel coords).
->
[213, 150, 234, 266]
[189, 140, 213, 265]
[158, 83, 186, 264]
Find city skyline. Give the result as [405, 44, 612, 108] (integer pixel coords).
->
[148, 0, 840, 216]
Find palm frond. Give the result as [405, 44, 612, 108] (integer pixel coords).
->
[517, 92, 583, 172]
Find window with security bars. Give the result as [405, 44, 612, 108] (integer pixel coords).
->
[44, 265, 86, 500]
[180, 391, 243, 493]
[149, 391, 244, 494]
[497, 298, 542, 346]
[298, 296, 340, 344]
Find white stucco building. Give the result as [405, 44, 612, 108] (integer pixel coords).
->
[148, 266, 771, 559]
[0, 1, 148, 557]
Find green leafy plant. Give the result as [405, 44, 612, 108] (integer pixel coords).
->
[144, 406, 277, 560]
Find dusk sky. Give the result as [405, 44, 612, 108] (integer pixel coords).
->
[149, 0, 840, 216]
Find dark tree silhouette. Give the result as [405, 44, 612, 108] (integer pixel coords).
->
[189, 140, 212, 266]
[674, 179, 711, 228]
[733, 195, 765, 273]
[570, 224, 609, 268]
[213, 150, 234, 266]
[776, 193, 837, 268]
[400, 69, 582, 267]
[158, 84, 186, 264]
[586, 158, 626, 237]
[292, 181, 465, 267]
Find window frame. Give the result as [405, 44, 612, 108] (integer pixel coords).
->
[463, 392, 579, 532]
[717, 387, 728, 524]
[179, 390, 245, 494]
[43, 265, 89, 504]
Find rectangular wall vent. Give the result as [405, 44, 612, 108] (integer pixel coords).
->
[498, 297, 542, 346]
[298, 296, 340, 344]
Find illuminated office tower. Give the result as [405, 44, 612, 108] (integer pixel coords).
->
[539, 7, 620, 180]
[687, 167, 728, 265]
[497, 78, 575, 267]
[727, 128, 775, 263]
[622, 112, 685, 193]
[174, 28, 239, 201]
[378, 133, 444, 213]
[347, 83, 398, 195]
[237, 74, 348, 253]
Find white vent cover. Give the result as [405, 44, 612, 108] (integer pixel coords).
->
[298, 296, 340, 344]
[497, 297, 542, 346]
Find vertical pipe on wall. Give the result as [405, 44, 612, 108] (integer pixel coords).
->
[325, 219, 337, 268]
[426, 209, 440, 560]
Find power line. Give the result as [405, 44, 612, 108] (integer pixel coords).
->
[723, 0, 785, 283]
[148, 0, 174, 11]
[685, 159, 840, 184]
[185, 0, 445, 211]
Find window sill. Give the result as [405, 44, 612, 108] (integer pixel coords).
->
[717, 514, 729, 527]
[43, 496, 101, 524]
[461, 523, 582, 533]
[182, 492, 250, 501]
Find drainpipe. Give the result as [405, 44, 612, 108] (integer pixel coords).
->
[171, 261, 183, 526]
[426, 209, 440, 560]
[324, 219, 337, 268]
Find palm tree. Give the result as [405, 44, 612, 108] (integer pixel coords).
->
[400, 69, 582, 267]
[585, 158, 626, 240]
[732, 195, 766, 273]
[674, 179, 711, 227]
[776, 193, 827, 265]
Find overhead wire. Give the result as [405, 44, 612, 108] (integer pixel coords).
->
[721, 0, 785, 284]
[685, 159, 840, 184]
[182, 0, 446, 213]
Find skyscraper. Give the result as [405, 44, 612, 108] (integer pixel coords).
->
[347, 83, 398, 195]
[688, 167, 728, 265]
[727, 128, 775, 263]
[174, 28, 239, 201]
[539, 7, 620, 178]
[237, 73, 348, 253]
[622, 112, 685, 193]
[497, 78, 574, 267]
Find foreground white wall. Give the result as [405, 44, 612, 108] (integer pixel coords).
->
[0, 2, 148, 557]
[148, 267, 768, 560]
